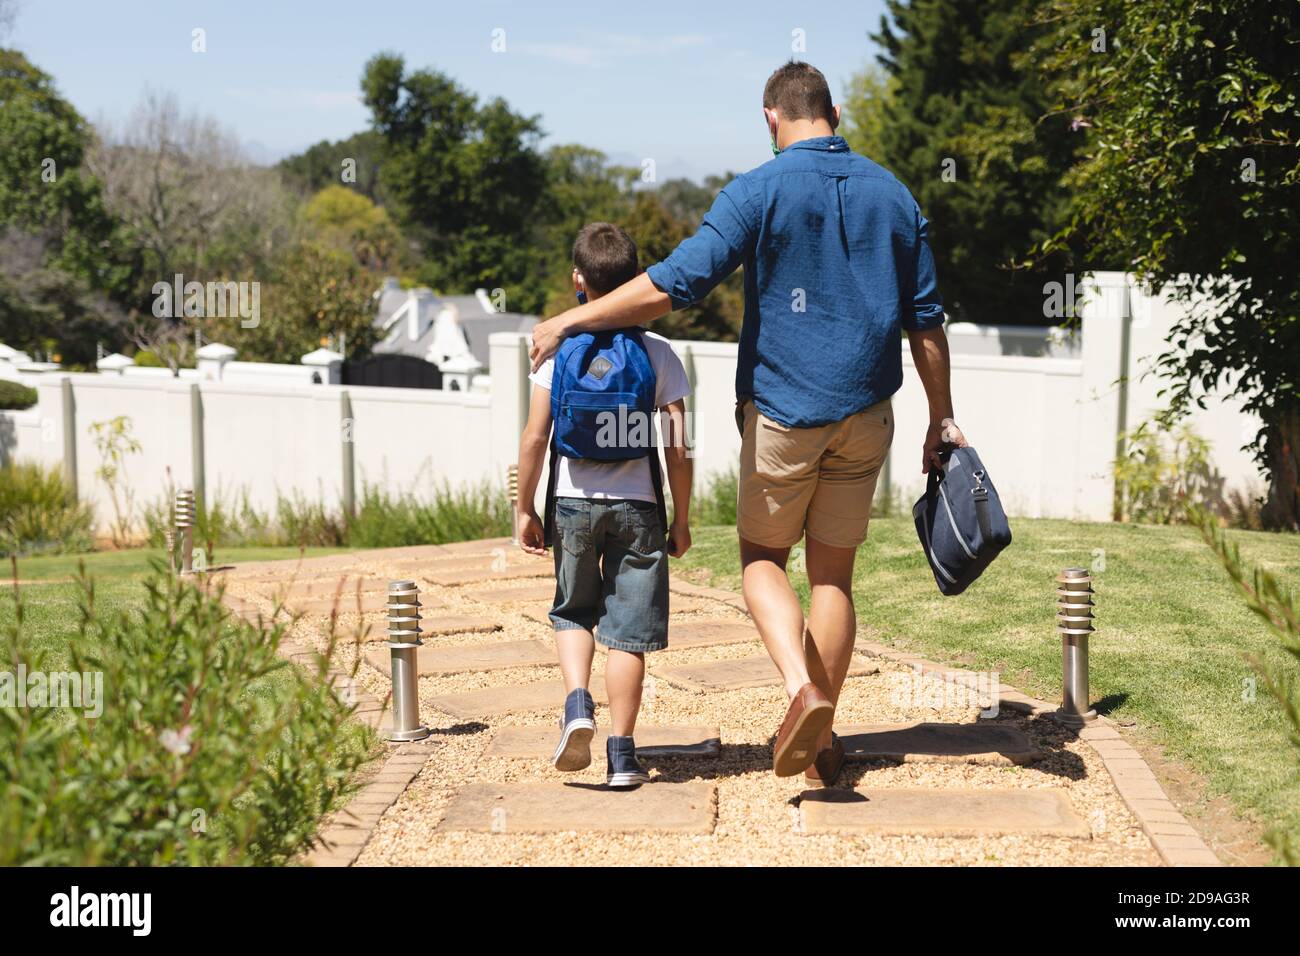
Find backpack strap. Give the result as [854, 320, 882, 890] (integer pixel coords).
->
[648, 410, 669, 538]
[542, 428, 559, 549]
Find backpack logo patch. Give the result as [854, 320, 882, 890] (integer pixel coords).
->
[587, 356, 613, 380]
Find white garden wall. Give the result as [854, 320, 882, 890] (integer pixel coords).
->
[0, 271, 1264, 534]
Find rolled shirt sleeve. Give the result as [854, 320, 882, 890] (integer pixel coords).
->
[904, 204, 945, 331]
[646, 176, 758, 311]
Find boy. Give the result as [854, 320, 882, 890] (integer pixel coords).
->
[515, 222, 693, 788]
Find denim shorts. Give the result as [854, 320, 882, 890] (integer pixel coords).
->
[550, 496, 669, 653]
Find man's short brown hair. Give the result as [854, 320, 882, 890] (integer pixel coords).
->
[762, 60, 835, 124]
[572, 222, 639, 297]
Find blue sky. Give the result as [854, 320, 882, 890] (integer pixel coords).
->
[10, 0, 887, 182]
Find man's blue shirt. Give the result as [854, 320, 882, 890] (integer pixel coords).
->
[645, 135, 944, 428]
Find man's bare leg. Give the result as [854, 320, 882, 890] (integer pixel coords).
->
[604, 648, 645, 737]
[740, 537, 812, 698]
[803, 537, 859, 751]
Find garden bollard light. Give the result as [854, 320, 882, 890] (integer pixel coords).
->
[385, 579, 430, 742]
[1052, 567, 1098, 727]
[175, 489, 196, 576]
[507, 463, 519, 546]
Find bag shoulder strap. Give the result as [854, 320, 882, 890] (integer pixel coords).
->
[543, 428, 559, 548]
[648, 423, 668, 535]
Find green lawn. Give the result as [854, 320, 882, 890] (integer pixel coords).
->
[676, 517, 1300, 860]
[2, 546, 350, 671]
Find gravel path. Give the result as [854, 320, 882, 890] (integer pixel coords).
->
[220, 542, 1161, 867]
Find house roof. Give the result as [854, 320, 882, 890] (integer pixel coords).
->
[372, 281, 537, 367]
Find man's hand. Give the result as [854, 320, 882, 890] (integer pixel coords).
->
[529, 315, 570, 372]
[517, 510, 547, 556]
[666, 519, 692, 558]
[922, 417, 968, 473]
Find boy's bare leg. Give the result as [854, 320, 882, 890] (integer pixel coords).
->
[604, 648, 645, 737]
[556, 627, 596, 694]
[803, 537, 859, 751]
[740, 537, 812, 698]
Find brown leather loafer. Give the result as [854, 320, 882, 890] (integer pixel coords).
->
[772, 683, 835, 777]
[804, 733, 845, 787]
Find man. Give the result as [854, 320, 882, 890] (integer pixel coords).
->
[530, 61, 967, 785]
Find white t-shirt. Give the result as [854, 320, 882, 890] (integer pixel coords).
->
[530, 331, 691, 503]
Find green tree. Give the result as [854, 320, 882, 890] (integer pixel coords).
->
[872, 0, 1081, 324]
[623, 192, 741, 341]
[841, 62, 896, 159]
[213, 241, 378, 364]
[278, 130, 386, 203]
[1036, 0, 1300, 528]
[361, 54, 550, 314]
[0, 49, 129, 360]
[302, 184, 408, 274]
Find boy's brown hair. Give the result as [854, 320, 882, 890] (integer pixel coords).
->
[572, 222, 638, 297]
[762, 60, 834, 124]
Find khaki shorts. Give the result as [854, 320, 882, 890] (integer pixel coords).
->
[736, 399, 894, 550]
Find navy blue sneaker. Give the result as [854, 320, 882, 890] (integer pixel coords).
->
[552, 688, 596, 771]
[606, 735, 650, 788]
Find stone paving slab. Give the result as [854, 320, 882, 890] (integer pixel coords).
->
[288, 592, 396, 615]
[464, 582, 558, 604]
[663, 619, 758, 650]
[439, 781, 717, 833]
[668, 578, 748, 611]
[838, 722, 1043, 766]
[385, 553, 546, 574]
[483, 725, 721, 760]
[429, 677, 608, 718]
[800, 787, 1090, 838]
[354, 614, 501, 642]
[365, 639, 557, 677]
[653, 654, 878, 692]
[518, 595, 718, 627]
[439, 536, 514, 554]
[422, 564, 554, 587]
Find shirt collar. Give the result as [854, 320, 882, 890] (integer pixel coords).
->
[783, 135, 849, 153]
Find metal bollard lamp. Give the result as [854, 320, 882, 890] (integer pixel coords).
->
[175, 489, 196, 575]
[1052, 567, 1098, 727]
[507, 463, 520, 546]
[385, 579, 430, 742]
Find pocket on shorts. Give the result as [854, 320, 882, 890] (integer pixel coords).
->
[754, 412, 821, 480]
[555, 499, 592, 556]
[623, 501, 664, 556]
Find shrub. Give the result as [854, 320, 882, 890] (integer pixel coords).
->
[0, 461, 95, 557]
[347, 480, 510, 548]
[0, 563, 375, 865]
[1114, 420, 1224, 524]
[692, 468, 738, 526]
[132, 349, 165, 368]
[140, 482, 508, 553]
[0, 380, 37, 410]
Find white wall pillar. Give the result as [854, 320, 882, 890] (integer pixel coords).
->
[1075, 271, 1131, 520]
[488, 332, 531, 502]
[196, 342, 238, 382]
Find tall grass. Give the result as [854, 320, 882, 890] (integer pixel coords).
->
[141, 480, 510, 553]
[348, 481, 510, 548]
[692, 468, 737, 526]
[0, 461, 95, 557]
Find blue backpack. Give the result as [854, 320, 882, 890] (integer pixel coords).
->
[912, 445, 1012, 595]
[543, 329, 666, 545]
